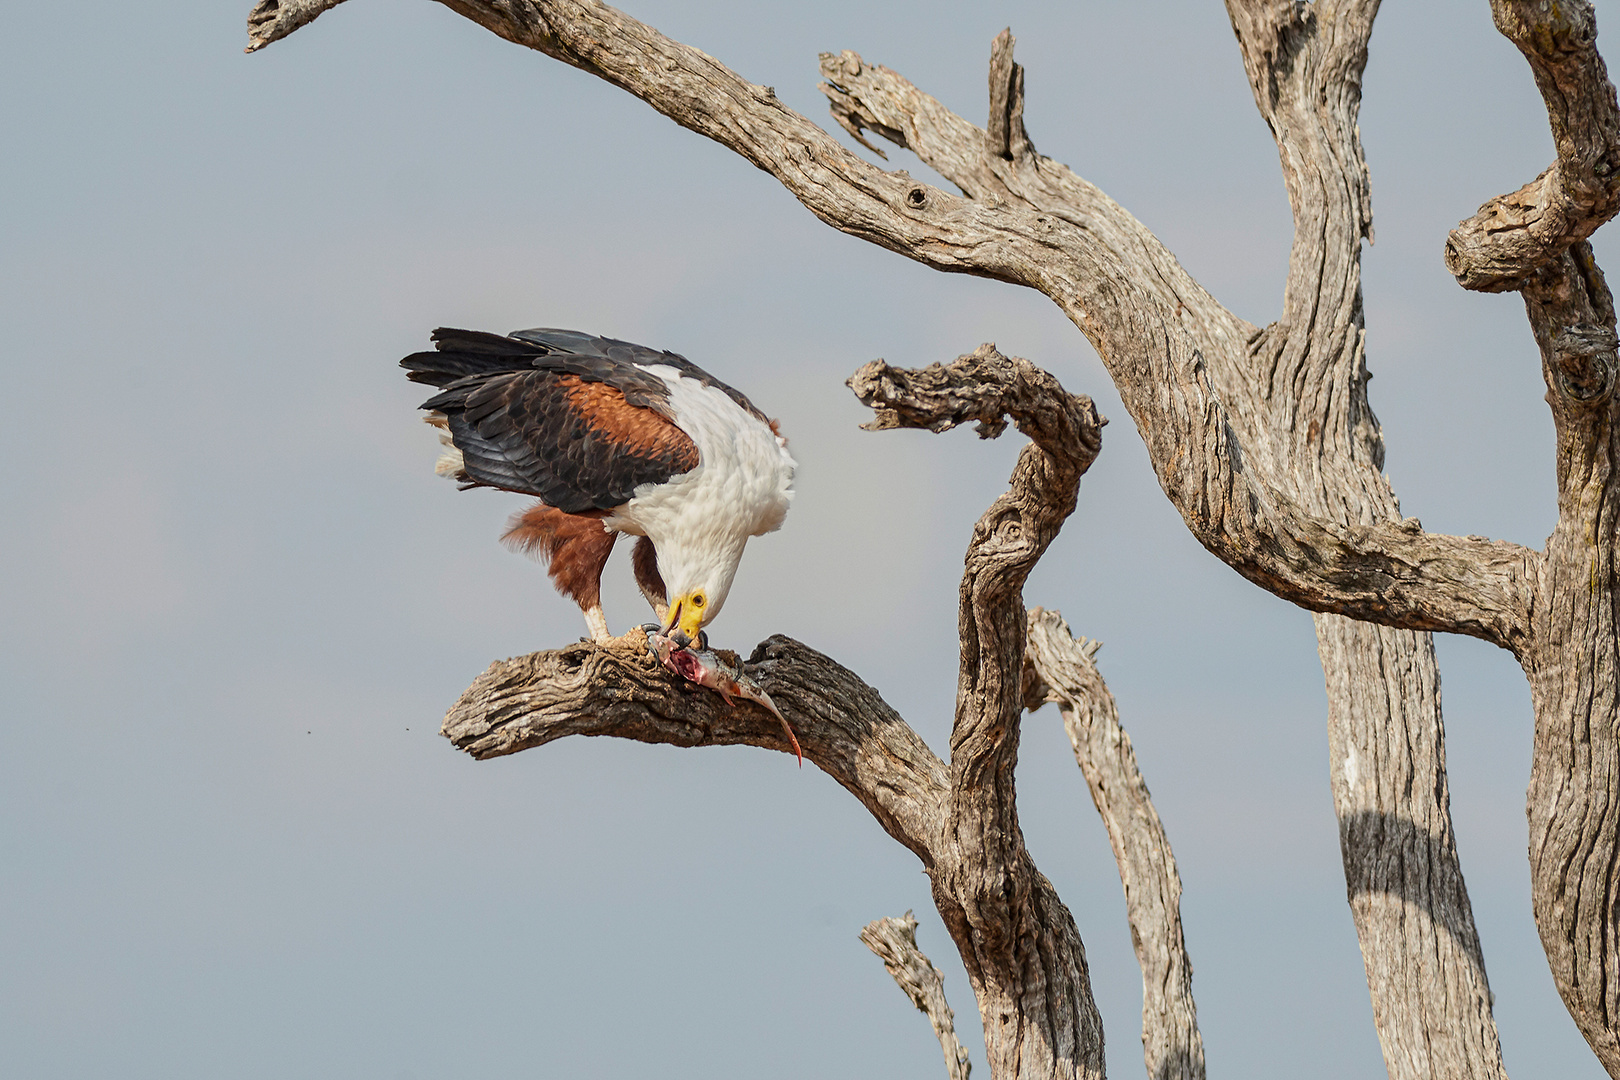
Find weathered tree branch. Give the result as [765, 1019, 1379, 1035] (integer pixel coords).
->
[1446, 0, 1620, 291]
[819, 24, 1514, 1070]
[861, 912, 973, 1080]
[245, 0, 349, 51]
[1432, 0, 1620, 1067]
[816, 33, 1538, 656]
[249, 2, 1571, 1075]
[1024, 608, 1205, 1080]
[441, 632, 949, 863]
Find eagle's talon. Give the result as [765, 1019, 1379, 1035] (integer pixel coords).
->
[644, 628, 802, 767]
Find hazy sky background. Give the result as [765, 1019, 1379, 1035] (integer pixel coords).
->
[2, 1, 1611, 1077]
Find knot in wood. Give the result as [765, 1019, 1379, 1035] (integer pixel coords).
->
[1552, 324, 1618, 403]
[906, 186, 928, 209]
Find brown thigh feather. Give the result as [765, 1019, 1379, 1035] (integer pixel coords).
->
[503, 502, 618, 610]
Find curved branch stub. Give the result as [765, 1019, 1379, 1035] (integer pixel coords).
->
[245, 0, 349, 51]
[847, 343, 1104, 469]
[1446, 0, 1620, 290]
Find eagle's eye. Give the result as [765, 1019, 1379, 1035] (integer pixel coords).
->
[692, 594, 705, 607]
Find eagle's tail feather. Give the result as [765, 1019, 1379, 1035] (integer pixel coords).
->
[400, 327, 545, 387]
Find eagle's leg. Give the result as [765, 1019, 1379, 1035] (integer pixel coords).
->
[581, 604, 611, 642]
[631, 536, 669, 624]
[503, 503, 620, 643]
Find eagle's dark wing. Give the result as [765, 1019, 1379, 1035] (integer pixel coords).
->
[403, 328, 699, 513]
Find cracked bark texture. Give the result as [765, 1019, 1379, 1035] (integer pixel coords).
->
[1223, 6, 1507, 1075]
[249, 0, 1620, 1074]
[1516, 244, 1620, 1070]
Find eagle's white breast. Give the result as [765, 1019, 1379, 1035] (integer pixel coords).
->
[603, 364, 796, 552]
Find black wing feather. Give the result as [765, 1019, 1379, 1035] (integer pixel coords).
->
[404, 327, 708, 512]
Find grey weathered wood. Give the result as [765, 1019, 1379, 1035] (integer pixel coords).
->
[442, 630, 949, 862]
[861, 912, 973, 1080]
[244, 0, 350, 51]
[1025, 609, 1205, 1080]
[1441, 0, 1620, 1069]
[1221, 4, 1510, 1075]
[827, 14, 1508, 1075]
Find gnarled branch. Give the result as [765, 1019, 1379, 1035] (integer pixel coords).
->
[1446, 0, 1620, 291]
[853, 343, 1106, 1080]
[848, 344, 1101, 788]
[249, 0, 1535, 649]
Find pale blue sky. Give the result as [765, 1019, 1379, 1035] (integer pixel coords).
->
[0, 1, 1607, 1077]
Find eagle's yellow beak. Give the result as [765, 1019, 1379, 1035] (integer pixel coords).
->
[663, 592, 708, 646]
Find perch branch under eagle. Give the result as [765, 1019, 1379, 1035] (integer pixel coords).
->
[402, 327, 795, 646]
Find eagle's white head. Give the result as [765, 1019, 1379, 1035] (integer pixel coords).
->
[656, 530, 748, 645]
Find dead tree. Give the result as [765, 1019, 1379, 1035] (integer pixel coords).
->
[245, 1, 1620, 1078]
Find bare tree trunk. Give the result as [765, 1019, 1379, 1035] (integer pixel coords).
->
[1220, 5, 1509, 1072]
[1318, 621, 1504, 1078]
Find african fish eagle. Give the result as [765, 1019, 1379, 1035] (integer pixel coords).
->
[402, 327, 796, 645]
